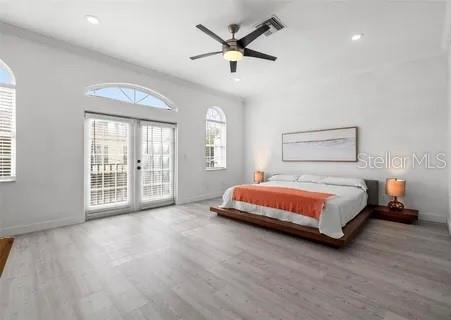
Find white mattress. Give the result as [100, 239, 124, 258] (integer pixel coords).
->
[220, 181, 368, 239]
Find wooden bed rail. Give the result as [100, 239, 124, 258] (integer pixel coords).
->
[210, 206, 373, 248]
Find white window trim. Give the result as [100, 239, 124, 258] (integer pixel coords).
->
[205, 107, 227, 170]
[0, 74, 16, 182]
[205, 167, 227, 171]
[85, 82, 177, 111]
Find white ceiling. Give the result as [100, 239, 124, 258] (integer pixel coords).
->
[0, 0, 447, 98]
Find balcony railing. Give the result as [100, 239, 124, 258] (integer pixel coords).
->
[89, 163, 128, 206]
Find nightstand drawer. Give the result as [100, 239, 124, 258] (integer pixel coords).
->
[372, 206, 418, 224]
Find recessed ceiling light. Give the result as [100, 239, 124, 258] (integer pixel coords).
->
[234, 78, 241, 82]
[85, 15, 100, 25]
[351, 33, 364, 41]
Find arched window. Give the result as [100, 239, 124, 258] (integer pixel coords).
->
[0, 59, 16, 181]
[86, 83, 174, 110]
[205, 107, 226, 169]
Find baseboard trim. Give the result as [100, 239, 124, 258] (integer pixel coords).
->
[418, 212, 447, 224]
[176, 192, 223, 205]
[0, 192, 224, 236]
[0, 216, 85, 237]
[4, 205, 445, 235]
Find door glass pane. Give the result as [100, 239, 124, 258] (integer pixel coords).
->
[141, 123, 174, 203]
[88, 118, 129, 210]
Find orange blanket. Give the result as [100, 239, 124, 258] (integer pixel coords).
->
[232, 185, 334, 220]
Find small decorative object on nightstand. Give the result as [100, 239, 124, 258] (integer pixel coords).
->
[254, 171, 264, 184]
[373, 206, 418, 224]
[385, 178, 406, 210]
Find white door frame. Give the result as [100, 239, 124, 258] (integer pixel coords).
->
[135, 119, 176, 211]
[84, 112, 176, 220]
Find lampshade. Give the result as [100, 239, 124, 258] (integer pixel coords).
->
[223, 50, 243, 61]
[254, 171, 264, 184]
[385, 178, 406, 197]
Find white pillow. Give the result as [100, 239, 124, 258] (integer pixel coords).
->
[297, 174, 325, 183]
[321, 176, 367, 190]
[267, 174, 299, 182]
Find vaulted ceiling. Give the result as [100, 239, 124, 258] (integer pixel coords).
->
[0, 0, 447, 97]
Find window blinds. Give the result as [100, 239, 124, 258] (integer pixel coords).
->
[88, 118, 130, 209]
[0, 86, 16, 180]
[140, 123, 174, 203]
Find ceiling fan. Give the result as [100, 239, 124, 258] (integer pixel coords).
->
[190, 23, 277, 73]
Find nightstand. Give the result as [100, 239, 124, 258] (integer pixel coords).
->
[372, 205, 418, 224]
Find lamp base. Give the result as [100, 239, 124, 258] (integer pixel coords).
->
[387, 199, 404, 211]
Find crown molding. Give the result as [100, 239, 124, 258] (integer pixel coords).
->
[0, 20, 244, 103]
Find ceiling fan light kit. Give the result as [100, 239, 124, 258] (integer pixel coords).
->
[223, 49, 243, 62]
[190, 18, 284, 73]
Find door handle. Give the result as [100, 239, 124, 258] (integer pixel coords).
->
[137, 166, 141, 170]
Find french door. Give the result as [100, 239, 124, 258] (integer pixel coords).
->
[85, 113, 175, 218]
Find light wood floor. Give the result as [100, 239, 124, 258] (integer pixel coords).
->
[1, 199, 451, 320]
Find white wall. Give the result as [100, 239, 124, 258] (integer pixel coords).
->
[0, 23, 244, 236]
[244, 54, 448, 223]
[448, 47, 451, 234]
[441, 1, 451, 234]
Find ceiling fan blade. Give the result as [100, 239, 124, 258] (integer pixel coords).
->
[190, 51, 222, 60]
[244, 48, 277, 61]
[230, 61, 237, 73]
[238, 24, 270, 48]
[196, 24, 229, 46]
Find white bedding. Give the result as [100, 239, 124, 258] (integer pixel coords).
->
[220, 181, 368, 239]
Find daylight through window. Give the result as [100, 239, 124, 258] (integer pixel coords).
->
[0, 60, 16, 181]
[205, 107, 226, 169]
[86, 84, 173, 110]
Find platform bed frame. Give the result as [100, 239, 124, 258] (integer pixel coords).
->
[210, 179, 379, 248]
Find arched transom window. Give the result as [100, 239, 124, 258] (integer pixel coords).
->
[86, 83, 173, 110]
[205, 107, 226, 169]
[0, 59, 16, 181]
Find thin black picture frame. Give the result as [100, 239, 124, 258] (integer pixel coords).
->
[281, 126, 358, 162]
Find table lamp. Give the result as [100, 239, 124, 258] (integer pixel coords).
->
[385, 178, 406, 210]
[254, 171, 264, 184]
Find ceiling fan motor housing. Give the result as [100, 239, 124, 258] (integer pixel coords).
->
[224, 39, 243, 52]
[228, 24, 240, 36]
[223, 40, 244, 61]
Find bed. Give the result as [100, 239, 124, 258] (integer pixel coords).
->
[210, 175, 379, 248]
